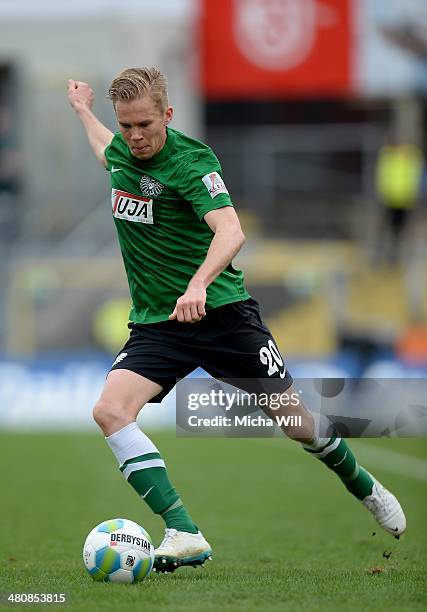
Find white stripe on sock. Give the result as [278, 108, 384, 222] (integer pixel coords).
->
[122, 459, 165, 480]
[303, 436, 333, 451]
[312, 437, 341, 459]
[162, 498, 184, 514]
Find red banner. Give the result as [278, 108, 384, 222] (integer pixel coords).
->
[199, 0, 352, 99]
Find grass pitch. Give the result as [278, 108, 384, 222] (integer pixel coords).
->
[1, 432, 426, 611]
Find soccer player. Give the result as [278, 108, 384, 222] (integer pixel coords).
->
[67, 68, 406, 573]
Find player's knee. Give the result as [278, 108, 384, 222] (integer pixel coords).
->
[93, 398, 128, 433]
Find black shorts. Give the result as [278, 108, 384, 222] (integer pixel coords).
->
[109, 298, 293, 402]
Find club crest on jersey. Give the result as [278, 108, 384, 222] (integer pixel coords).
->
[140, 174, 164, 198]
[202, 172, 229, 198]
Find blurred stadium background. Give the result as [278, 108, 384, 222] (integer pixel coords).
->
[0, 0, 427, 430]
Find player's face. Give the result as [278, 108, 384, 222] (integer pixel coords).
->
[115, 96, 173, 160]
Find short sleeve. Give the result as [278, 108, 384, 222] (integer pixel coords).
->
[104, 133, 122, 173]
[104, 139, 114, 172]
[177, 148, 233, 221]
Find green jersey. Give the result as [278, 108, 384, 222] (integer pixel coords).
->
[104, 127, 249, 324]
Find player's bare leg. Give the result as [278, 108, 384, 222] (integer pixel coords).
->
[261, 386, 406, 537]
[93, 369, 160, 436]
[93, 369, 212, 572]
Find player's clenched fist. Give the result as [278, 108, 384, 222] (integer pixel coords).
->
[67, 79, 94, 114]
[169, 282, 207, 323]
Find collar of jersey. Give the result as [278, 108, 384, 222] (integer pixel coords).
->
[125, 127, 176, 167]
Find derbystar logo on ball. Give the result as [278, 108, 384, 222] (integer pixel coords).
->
[110, 532, 151, 552]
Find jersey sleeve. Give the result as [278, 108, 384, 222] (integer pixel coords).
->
[104, 133, 121, 172]
[177, 148, 233, 221]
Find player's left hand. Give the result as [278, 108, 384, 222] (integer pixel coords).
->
[169, 282, 206, 323]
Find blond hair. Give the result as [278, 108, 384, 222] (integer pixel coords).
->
[108, 67, 168, 112]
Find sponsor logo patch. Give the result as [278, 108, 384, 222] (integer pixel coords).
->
[111, 189, 153, 224]
[202, 172, 229, 198]
[140, 174, 164, 197]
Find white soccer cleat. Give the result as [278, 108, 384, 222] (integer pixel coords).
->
[362, 475, 406, 537]
[154, 528, 212, 573]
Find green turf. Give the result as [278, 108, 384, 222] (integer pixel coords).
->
[1, 432, 426, 611]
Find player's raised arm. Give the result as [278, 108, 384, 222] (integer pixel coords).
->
[67, 79, 114, 167]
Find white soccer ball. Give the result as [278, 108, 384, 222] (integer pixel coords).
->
[83, 518, 154, 583]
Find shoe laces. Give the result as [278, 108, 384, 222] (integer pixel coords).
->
[158, 528, 178, 548]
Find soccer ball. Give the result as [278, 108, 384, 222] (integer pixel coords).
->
[83, 518, 155, 583]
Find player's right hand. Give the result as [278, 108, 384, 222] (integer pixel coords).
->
[169, 282, 207, 323]
[67, 79, 94, 113]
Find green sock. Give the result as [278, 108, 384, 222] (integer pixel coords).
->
[303, 437, 374, 500]
[121, 452, 198, 533]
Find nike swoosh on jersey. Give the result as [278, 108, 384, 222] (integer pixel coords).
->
[111, 166, 122, 173]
